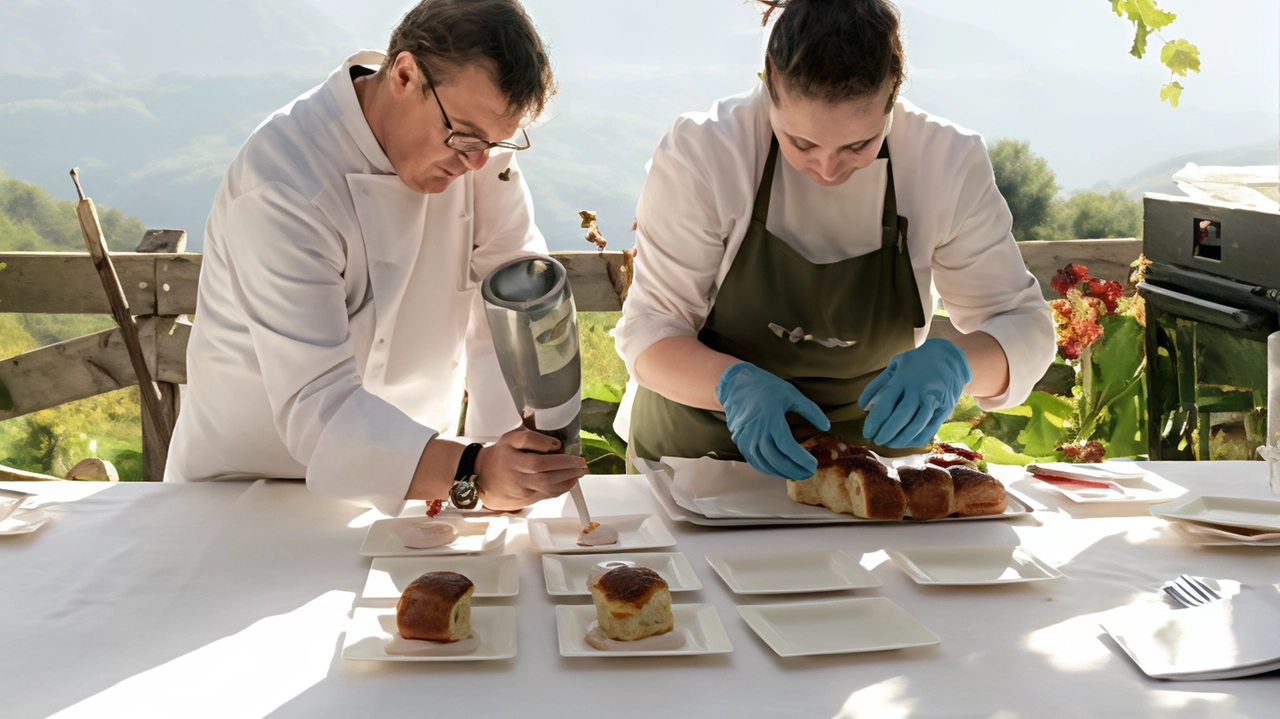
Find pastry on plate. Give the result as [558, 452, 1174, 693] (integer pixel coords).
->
[588, 565, 674, 641]
[395, 571, 474, 642]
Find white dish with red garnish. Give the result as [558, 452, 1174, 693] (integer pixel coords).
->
[1025, 462, 1186, 503]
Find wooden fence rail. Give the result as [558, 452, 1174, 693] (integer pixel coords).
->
[0, 238, 1143, 479]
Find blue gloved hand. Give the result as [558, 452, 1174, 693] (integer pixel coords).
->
[717, 362, 831, 480]
[858, 339, 971, 449]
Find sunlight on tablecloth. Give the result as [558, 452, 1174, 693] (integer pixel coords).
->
[1022, 590, 1150, 673]
[832, 677, 917, 719]
[48, 590, 353, 719]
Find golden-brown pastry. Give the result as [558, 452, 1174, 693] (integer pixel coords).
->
[949, 466, 1007, 516]
[788, 456, 906, 520]
[800, 433, 876, 464]
[396, 571, 474, 642]
[897, 465, 956, 520]
[588, 566, 674, 641]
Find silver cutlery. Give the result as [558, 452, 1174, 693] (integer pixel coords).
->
[1162, 574, 1224, 607]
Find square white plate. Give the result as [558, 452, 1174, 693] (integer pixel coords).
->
[706, 549, 881, 594]
[343, 606, 516, 661]
[527, 514, 676, 553]
[0, 509, 50, 536]
[542, 552, 701, 596]
[885, 545, 1065, 585]
[554, 603, 732, 657]
[737, 597, 939, 657]
[1152, 495, 1280, 533]
[1028, 464, 1186, 504]
[0, 488, 33, 524]
[362, 555, 519, 601]
[359, 517, 508, 557]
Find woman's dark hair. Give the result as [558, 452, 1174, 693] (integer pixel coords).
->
[758, 0, 905, 112]
[379, 0, 556, 120]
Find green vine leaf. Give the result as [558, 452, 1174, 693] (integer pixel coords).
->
[1160, 38, 1201, 76]
[1160, 81, 1184, 107]
[1129, 21, 1152, 59]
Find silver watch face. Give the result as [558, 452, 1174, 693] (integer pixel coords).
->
[449, 476, 479, 509]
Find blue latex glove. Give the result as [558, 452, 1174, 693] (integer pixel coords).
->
[858, 339, 971, 449]
[717, 362, 831, 480]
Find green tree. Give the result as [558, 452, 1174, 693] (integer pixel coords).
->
[1052, 190, 1143, 240]
[0, 171, 145, 251]
[988, 139, 1060, 241]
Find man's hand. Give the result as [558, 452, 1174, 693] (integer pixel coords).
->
[473, 427, 587, 511]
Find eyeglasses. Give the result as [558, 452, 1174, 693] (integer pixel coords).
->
[425, 76, 531, 154]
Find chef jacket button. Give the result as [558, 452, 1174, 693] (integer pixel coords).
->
[377, 338, 386, 344]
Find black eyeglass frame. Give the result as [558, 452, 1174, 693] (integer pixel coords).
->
[425, 76, 531, 153]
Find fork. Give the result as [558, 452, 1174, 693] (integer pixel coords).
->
[1162, 574, 1224, 607]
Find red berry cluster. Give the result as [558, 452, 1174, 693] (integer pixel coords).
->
[1047, 263, 1126, 359]
[1058, 440, 1106, 463]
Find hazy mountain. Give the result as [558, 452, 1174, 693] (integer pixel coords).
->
[0, 0, 1275, 253]
[1116, 140, 1280, 197]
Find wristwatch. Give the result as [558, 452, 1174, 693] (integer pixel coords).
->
[449, 443, 484, 510]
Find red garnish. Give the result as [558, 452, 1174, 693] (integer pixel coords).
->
[933, 442, 983, 461]
[426, 499, 445, 517]
[927, 454, 974, 468]
[1032, 473, 1113, 490]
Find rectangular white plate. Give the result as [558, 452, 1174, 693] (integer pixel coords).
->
[359, 517, 508, 557]
[361, 555, 519, 601]
[0, 509, 50, 536]
[737, 597, 939, 657]
[706, 549, 881, 594]
[1171, 522, 1280, 547]
[638, 458, 1033, 526]
[527, 514, 676, 553]
[554, 603, 732, 657]
[342, 606, 516, 661]
[541, 552, 701, 596]
[1028, 464, 1186, 504]
[885, 545, 1065, 585]
[1152, 495, 1280, 533]
[0, 487, 33, 524]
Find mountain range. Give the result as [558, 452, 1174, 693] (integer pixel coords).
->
[0, 0, 1275, 252]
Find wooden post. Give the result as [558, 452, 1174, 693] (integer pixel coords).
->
[135, 231, 187, 483]
[69, 169, 174, 481]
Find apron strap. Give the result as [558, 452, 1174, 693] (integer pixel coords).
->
[751, 137, 781, 225]
[878, 139, 903, 252]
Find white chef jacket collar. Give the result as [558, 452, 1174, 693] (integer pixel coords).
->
[328, 50, 397, 175]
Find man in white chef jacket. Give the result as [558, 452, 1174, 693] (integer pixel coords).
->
[166, 0, 587, 515]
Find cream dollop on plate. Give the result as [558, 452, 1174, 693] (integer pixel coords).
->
[399, 521, 459, 549]
[576, 521, 619, 547]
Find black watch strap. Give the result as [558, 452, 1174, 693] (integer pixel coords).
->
[449, 443, 484, 510]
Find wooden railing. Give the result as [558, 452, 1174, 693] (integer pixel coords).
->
[0, 238, 1142, 480]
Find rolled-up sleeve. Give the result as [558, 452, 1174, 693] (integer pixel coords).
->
[222, 182, 431, 515]
[615, 124, 737, 378]
[932, 140, 1055, 410]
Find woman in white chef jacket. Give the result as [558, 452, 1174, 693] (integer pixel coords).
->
[166, 0, 587, 515]
[616, 0, 1055, 479]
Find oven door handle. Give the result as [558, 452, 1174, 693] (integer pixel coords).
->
[1138, 283, 1273, 333]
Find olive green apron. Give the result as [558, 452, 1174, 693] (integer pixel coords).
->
[630, 136, 927, 461]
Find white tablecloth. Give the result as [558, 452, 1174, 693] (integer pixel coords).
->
[2, 463, 1278, 719]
